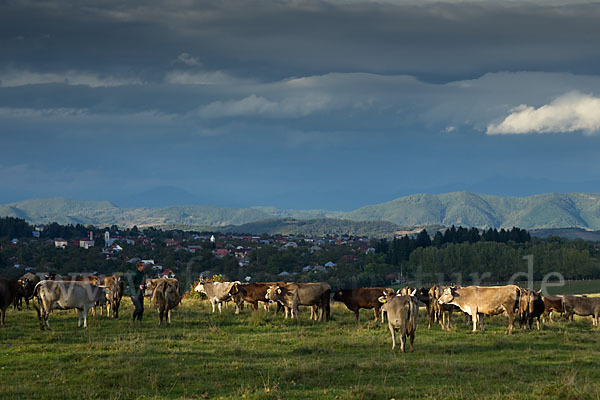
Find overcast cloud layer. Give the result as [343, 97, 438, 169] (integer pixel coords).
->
[1, 0, 600, 210]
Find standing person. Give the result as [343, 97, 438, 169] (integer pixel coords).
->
[129, 261, 146, 322]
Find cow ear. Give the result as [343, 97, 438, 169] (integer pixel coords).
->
[378, 296, 387, 303]
[411, 289, 417, 296]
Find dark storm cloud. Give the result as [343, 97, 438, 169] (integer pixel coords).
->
[2, 1, 600, 82]
[2, 1, 600, 208]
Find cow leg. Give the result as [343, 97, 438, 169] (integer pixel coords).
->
[389, 324, 396, 350]
[409, 331, 415, 352]
[0, 309, 4, 326]
[400, 334, 406, 353]
[168, 309, 172, 324]
[479, 313, 486, 333]
[43, 310, 51, 330]
[234, 303, 240, 315]
[373, 306, 379, 322]
[471, 313, 478, 332]
[506, 311, 515, 335]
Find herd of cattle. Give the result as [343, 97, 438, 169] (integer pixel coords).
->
[1, 274, 599, 352]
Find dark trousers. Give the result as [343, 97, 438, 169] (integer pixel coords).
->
[131, 294, 144, 321]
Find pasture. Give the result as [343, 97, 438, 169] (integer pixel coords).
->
[1, 298, 599, 400]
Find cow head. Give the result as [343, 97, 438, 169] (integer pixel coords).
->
[332, 289, 344, 301]
[438, 287, 456, 304]
[230, 282, 244, 295]
[266, 285, 283, 301]
[194, 281, 205, 294]
[378, 289, 396, 304]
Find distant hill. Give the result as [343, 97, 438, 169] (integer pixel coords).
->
[344, 192, 600, 230]
[2, 192, 600, 234]
[218, 218, 400, 237]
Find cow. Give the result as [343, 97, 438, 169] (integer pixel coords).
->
[230, 282, 284, 312]
[150, 278, 181, 325]
[0, 278, 25, 326]
[266, 282, 331, 321]
[563, 295, 600, 327]
[333, 287, 394, 322]
[103, 275, 124, 318]
[518, 289, 545, 330]
[428, 285, 458, 331]
[378, 290, 418, 351]
[398, 286, 416, 296]
[542, 295, 565, 323]
[32, 280, 107, 330]
[194, 280, 240, 313]
[438, 285, 521, 334]
[58, 275, 106, 316]
[14, 273, 40, 310]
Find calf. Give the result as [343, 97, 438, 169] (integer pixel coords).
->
[542, 295, 564, 323]
[333, 287, 394, 322]
[378, 291, 418, 352]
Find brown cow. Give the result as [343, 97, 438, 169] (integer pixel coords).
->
[429, 285, 458, 330]
[151, 278, 181, 325]
[378, 291, 418, 351]
[0, 278, 25, 326]
[542, 295, 564, 323]
[333, 287, 394, 322]
[267, 282, 331, 321]
[230, 282, 284, 311]
[438, 285, 521, 334]
[518, 289, 545, 330]
[563, 295, 600, 327]
[103, 275, 124, 318]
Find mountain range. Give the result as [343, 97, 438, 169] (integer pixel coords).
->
[1, 192, 600, 236]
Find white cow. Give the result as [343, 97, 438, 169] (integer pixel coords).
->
[194, 280, 239, 313]
[33, 280, 106, 330]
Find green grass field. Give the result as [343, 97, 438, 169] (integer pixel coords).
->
[1, 294, 600, 400]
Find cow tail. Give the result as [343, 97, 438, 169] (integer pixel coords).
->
[515, 287, 522, 315]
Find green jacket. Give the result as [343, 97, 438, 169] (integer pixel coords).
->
[127, 269, 145, 297]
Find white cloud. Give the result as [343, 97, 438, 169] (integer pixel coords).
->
[198, 93, 332, 118]
[165, 70, 249, 85]
[174, 52, 201, 66]
[0, 69, 142, 87]
[486, 91, 600, 135]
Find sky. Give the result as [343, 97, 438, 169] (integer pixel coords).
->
[2, 0, 600, 210]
